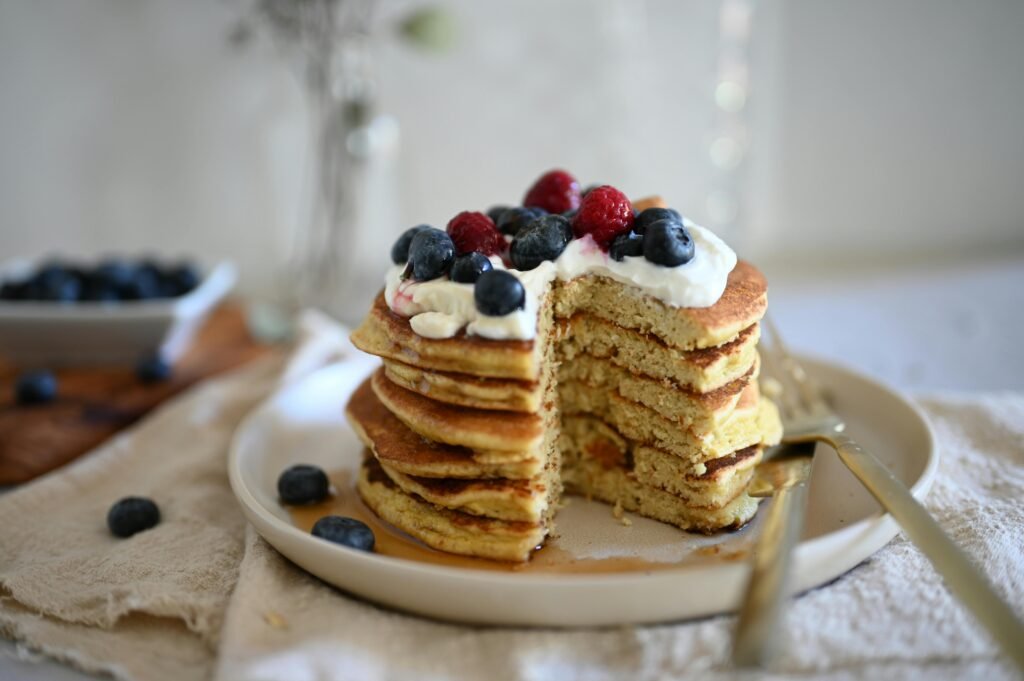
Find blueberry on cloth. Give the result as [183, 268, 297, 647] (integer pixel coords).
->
[408, 229, 456, 281]
[474, 270, 526, 316]
[107, 497, 161, 538]
[15, 370, 58, 405]
[450, 252, 493, 283]
[509, 215, 571, 271]
[136, 354, 172, 383]
[609, 232, 644, 262]
[311, 515, 375, 551]
[278, 464, 330, 505]
[390, 225, 432, 265]
[643, 220, 695, 267]
[634, 207, 682, 235]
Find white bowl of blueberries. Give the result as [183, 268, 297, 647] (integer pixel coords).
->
[0, 256, 236, 366]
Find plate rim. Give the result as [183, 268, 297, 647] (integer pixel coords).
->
[228, 353, 937, 597]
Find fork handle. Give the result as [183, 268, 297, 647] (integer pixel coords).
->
[732, 475, 811, 668]
[826, 431, 1024, 673]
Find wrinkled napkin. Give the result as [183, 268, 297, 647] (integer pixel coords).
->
[1, 312, 1021, 681]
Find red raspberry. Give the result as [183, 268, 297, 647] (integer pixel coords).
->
[571, 185, 635, 250]
[523, 169, 581, 214]
[446, 211, 505, 256]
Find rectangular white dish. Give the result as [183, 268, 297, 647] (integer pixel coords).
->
[0, 260, 237, 366]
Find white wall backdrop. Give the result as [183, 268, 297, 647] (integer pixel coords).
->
[0, 0, 1022, 298]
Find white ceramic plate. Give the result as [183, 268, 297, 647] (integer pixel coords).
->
[0, 259, 236, 365]
[229, 355, 936, 627]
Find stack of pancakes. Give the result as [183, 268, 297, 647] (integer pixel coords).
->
[347, 260, 781, 561]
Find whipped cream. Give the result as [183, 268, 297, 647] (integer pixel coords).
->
[384, 220, 736, 341]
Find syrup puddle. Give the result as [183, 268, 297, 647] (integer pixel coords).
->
[288, 470, 749, 574]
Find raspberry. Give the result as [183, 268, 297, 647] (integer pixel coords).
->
[446, 211, 505, 256]
[571, 185, 635, 250]
[523, 170, 581, 214]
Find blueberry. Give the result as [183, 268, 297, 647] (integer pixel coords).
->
[136, 354, 172, 383]
[164, 263, 200, 297]
[496, 207, 546, 236]
[509, 215, 571, 271]
[15, 370, 58, 405]
[0, 281, 23, 300]
[561, 208, 578, 220]
[107, 496, 161, 538]
[390, 225, 432, 265]
[450, 252, 493, 283]
[408, 229, 455, 281]
[311, 515, 375, 552]
[38, 275, 81, 302]
[278, 464, 330, 505]
[643, 220, 694, 267]
[117, 276, 160, 301]
[486, 205, 510, 225]
[34, 260, 71, 286]
[474, 270, 526, 316]
[609, 231, 645, 261]
[634, 207, 682, 235]
[81, 278, 120, 302]
[94, 260, 136, 288]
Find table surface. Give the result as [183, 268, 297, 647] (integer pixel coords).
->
[2, 254, 1021, 680]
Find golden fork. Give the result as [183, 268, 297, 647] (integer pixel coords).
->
[734, 317, 1024, 672]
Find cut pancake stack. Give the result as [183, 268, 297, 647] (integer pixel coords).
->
[347, 260, 782, 562]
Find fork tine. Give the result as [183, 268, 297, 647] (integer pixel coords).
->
[763, 317, 830, 415]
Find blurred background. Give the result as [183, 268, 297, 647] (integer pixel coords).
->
[1, 0, 1022, 388]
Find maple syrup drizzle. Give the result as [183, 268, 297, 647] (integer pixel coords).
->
[287, 471, 748, 574]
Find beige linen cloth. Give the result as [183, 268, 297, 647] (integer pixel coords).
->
[1, 312, 1021, 681]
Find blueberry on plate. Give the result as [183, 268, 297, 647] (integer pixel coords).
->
[311, 515, 375, 552]
[496, 207, 546, 236]
[136, 354, 172, 383]
[278, 464, 330, 505]
[15, 370, 58, 405]
[407, 229, 455, 280]
[609, 231, 645, 262]
[634, 207, 682, 235]
[486, 205, 510, 225]
[474, 270, 526, 316]
[643, 220, 695, 267]
[390, 225, 432, 265]
[509, 215, 571, 271]
[450, 252, 493, 283]
[107, 496, 161, 538]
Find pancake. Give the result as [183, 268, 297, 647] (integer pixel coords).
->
[556, 317, 760, 393]
[351, 260, 768, 382]
[561, 415, 762, 509]
[357, 456, 547, 562]
[376, 460, 557, 523]
[346, 379, 544, 479]
[371, 368, 546, 454]
[560, 453, 760, 533]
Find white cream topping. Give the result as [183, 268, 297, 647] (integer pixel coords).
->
[384, 220, 737, 341]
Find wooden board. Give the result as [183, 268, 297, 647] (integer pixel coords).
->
[0, 302, 273, 485]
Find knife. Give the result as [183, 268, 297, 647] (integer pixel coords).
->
[732, 440, 816, 668]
